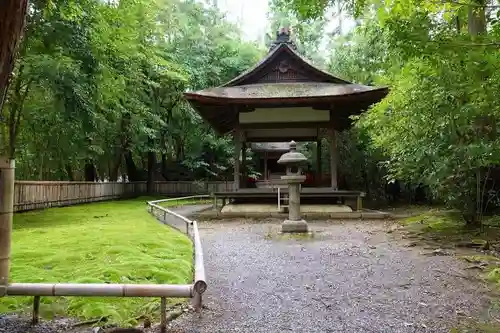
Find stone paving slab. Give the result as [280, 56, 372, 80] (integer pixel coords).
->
[194, 210, 389, 220]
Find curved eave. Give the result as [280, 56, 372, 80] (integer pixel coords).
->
[184, 86, 389, 105]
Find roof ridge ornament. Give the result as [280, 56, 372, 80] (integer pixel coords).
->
[269, 26, 297, 52]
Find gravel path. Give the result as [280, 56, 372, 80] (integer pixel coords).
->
[2, 214, 495, 333]
[152, 204, 212, 234]
[169, 219, 493, 333]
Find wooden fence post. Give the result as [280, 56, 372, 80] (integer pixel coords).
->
[0, 158, 15, 296]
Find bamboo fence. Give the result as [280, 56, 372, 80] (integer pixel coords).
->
[14, 180, 236, 212]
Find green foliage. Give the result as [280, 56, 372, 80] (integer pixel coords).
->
[1, 198, 193, 326]
[276, 0, 500, 222]
[1, 0, 264, 181]
[266, 3, 329, 67]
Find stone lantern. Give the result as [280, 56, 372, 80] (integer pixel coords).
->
[277, 140, 308, 233]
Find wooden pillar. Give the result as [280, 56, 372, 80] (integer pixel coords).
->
[241, 142, 247, 185]
[264, 152, 268, 181]
[233, 130, 241, 190]
[316, 138, 322, 186]
[329, 129, 338, 190]
[0, 157, 14, 296]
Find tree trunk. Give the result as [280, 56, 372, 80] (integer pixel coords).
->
[124, 151, 140, 181]
[84, 160, 97, 182]
[468, 1, 486, 35]
[109, 154, 122, 181]
[147, 150, 156, 193]
[65, 164, 74, 181]
[0, 0, 28, 115]
[147, 137, 156, 193]
[161, 153, 167, 179]
[7, 66, 31, 159]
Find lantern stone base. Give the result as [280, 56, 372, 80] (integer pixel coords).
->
[281, 219, 308, 233]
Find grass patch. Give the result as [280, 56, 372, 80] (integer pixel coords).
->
[1, 197, 193, 326]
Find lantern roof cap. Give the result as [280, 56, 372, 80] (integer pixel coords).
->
[277, 141, 308, 165]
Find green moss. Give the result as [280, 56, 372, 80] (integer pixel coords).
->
[2, 197, 193, 326]
[452, 322, 500, 333]
[460, 255, 500, 263]
[399, 211, 466, 236]
[482, 215, 500, 227]
[486, 268, 500, 283]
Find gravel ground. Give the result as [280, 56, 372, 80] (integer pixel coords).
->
[1, 213, 496, 333]
[168, 219, 494, 333]
[153, 204, 212, 234]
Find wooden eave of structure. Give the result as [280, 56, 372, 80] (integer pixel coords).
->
[184, 43, 389, 135]
[250, 142, 298, 153]
[220, 43, 351, 87]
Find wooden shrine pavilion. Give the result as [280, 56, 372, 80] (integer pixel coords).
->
[184, 28, 388, 209]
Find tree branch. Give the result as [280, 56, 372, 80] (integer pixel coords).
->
[433, 0, 500, 8]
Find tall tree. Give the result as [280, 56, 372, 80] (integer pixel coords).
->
[274, 0, 500, 223]
[0, 0, 28, 152]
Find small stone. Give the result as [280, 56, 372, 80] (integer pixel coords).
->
[418, 302, 428, 307]
[433, 248, 451, 256]
[369, 245, 377, 249]
[423, 248, 450, 256]
[403, 322, 414, 327]
[466, 265, 485, 270]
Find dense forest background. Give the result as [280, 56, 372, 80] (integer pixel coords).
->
[2, 0, 500, 223]
[0, 0, 265, 183]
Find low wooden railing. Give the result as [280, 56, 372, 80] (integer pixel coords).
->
[147, 196, 209, 311]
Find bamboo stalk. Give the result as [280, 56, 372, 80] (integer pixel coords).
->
[160, 297, 167, 333]
[146, 200, 207, 309]
[192, 291, 202, 312]
[192, 220, 207, 295]
[6, 283, 193, 297]
[32, 296, 40, 325]
[0, 157, 14, 297]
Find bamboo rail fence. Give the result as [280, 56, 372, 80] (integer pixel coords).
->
[13, 181, 236, 212]
[4, 195, 209, 332]
[147, 197, 208, 315]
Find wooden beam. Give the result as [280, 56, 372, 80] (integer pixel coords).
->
[240, 121, 328, 130]
[241, 142, 247, 184]
[244, 136, 318, 143]
[264, 152, 268, 180]
[328, 130, 338, 190]
[233, 129, 241, 190]
[316, 138, 322, 185]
